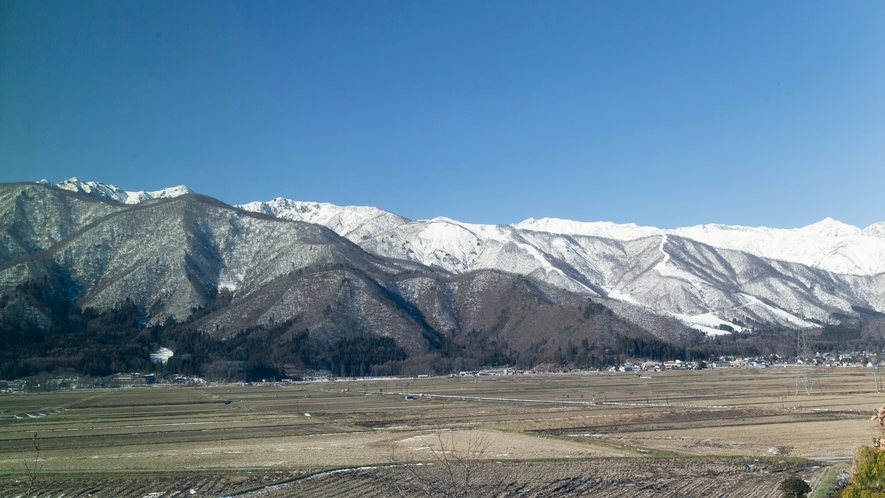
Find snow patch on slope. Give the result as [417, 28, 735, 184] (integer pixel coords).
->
[735, 294, 817, 329]
[605, 289, 640, 305]
[671, 312, 744, 336]
[654, 235, 703, 283]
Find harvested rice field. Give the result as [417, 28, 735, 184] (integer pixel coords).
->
[0, 367, 879, 496]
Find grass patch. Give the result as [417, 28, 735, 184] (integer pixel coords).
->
[812, 463, 848, 498]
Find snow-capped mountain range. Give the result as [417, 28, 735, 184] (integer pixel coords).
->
[240, 198, 885, 277]
[237, 198, 885, 334]
[518, 217, 885, 276]
[32, 178, 885, 335]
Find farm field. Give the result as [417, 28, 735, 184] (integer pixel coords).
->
[0, 367, 880, 496]
[267, 458, 824, 498]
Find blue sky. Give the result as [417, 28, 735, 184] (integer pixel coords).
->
[2, 1, 883, 228]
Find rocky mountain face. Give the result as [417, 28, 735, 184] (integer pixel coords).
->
[1, 182, 673, 374]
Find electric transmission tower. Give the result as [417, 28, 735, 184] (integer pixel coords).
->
[795, 328, 819, 395]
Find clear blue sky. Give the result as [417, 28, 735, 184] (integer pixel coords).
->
[2, 1, 883, 228]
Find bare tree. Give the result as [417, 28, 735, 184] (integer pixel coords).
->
[23, 433, 42, 498]
[388, 429, 490, 498]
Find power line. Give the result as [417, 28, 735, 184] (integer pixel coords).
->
[795, 328, 818, 395]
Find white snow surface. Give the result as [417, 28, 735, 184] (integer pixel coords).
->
[864, 222, 885, 238]
[149, 347, 174, 364]
[670, 312, 743, 336]
[515, 217, 662, 240]
[51, 177, 191, 204]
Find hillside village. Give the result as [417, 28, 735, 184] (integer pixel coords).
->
[607, 350, 874, 373]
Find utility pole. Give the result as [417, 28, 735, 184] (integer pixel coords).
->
[795, 329, 818, 395]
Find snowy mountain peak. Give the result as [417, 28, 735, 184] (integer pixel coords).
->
[514, 217, 662, 240]
[236, 198, 409, 242]
[125, 185, 192, 204]
[862, 222, 885, 238]
[428, 216, 464, 225]
[797, 217, 862, 237]
[48, 177, 191, 204]
[54, 177, 129, 203]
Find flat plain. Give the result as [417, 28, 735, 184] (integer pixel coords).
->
[0, 367, 880, 497]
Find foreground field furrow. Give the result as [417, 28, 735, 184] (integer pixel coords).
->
[0, 472, 301, 498]
[595, 418, 871, 457]
[245, 459, 822, 498]
[307, 472, 383, 496]
[0, 422, 363, 455]
[0, 410, 316, 426]
[529, 408, 858, 436]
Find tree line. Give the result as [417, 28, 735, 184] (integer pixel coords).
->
[0, 281, 408, 381]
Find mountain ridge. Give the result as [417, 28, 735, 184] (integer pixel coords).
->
[3, 181, 692, 378]
[241, 193, 885, 276]
[43, 177, 192, 205]
[237, 192, 885, 333]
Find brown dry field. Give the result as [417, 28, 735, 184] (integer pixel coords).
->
[0, 366, 880, 496]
